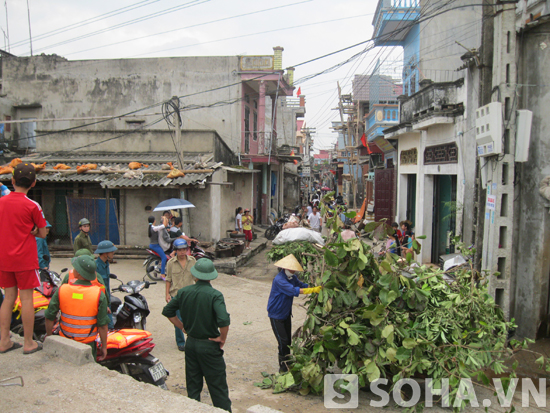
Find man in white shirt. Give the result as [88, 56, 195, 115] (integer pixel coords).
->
[308, 206, 322, 233]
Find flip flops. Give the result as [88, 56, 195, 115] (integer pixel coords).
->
[0, 342, 22, 354]
[23, 342, 43, 355]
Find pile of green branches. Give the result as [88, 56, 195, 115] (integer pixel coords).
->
[266, 241, 321, 282]
[256, 194, 538, 411]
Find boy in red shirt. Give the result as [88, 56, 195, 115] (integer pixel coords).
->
[0, 163, 47, 354]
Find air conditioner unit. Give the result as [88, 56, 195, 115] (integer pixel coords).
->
[475, 102, 502, 157]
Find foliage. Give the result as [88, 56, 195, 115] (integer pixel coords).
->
[266, 241, 321, 282]
[256, 195, 543, 411]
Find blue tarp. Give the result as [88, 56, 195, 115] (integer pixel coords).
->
[67, 197, 120, 245]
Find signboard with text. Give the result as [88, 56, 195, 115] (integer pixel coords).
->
[240, 56, 274, 71]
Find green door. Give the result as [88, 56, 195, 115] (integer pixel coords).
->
[406, 174, 416, 228]
[431, 175, 457, 262]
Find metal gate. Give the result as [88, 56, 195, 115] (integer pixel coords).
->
[374, 168, 396, 223]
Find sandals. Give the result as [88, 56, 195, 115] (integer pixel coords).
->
[0, 342, 22, 354]
[23, 341, 43, 355]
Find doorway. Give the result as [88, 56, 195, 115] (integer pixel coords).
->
[406, 174, 416, 228]
[431, 175, 457, 263]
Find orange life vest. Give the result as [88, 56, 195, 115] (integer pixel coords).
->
[58, 283, 101, 344]
[13, 290, 50, 314]
[103, 329, 152, 349]
[68, 269, 106, 294]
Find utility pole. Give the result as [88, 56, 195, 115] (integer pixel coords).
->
[480, 2, 517, 319]
[337, 82, 357, 210]
[172, 96, 184, 169]
[302, 127, 315, 203]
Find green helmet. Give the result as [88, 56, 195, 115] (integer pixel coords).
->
[79, 218, 90, 226]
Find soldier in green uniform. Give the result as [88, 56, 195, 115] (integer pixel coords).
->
[162, 259, 231, 412]
[73, 218, 93, 254]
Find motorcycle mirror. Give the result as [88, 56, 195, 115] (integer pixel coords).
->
[60, 268, 68, 273]
[109, 274, 118, 279]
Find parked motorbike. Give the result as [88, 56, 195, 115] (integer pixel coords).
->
[190, 240, 215, 260]
[110, 274, 155, 331]
[96, 328, 168, 389]
[265, 214, 290, 241]
[10, 267, 65, 341]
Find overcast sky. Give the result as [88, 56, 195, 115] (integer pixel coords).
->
[3, 0, 404, 151]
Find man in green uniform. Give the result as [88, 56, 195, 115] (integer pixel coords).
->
[45, 255, 109, 360]
[95, 240, 117, 329]
[61, 249, 105, 288]
[162, 259, 231, 412]
[73, 218, 93, 254]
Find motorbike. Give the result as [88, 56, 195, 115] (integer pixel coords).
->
[265, 214, 289, 241]
[109, 274, 155, 331]
[96, 328, 169, 389]
[144, 236, 212, 281]
[10, 267, 64, 341]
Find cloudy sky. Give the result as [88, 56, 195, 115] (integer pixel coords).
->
[3, 0, 404, 151]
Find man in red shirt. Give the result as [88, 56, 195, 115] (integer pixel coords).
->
[0, 163, 47, 354]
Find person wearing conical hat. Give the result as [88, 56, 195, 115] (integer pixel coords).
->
[267, 254, 321, 373]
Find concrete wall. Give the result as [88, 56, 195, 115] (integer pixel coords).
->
[513, 21, 550, 338]
[418, 0, 482, 78]
[36, 129, 220, 154]
[122, 187, 179, 246]
[220, 170, 254, 236]
[2, 54, 243, 153]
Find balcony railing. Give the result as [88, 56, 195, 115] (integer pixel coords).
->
[399, 79, 464, 124]
[372, 0, 420, 46]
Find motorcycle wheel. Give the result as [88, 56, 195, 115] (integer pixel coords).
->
[265, 226, 279, 241]
[145, 257, 164, 281]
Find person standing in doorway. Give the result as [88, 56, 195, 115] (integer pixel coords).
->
[308, 206, 322, 233]
[165, 239, 196, 351]
[162, 259, 232, 412]
[0, 163, 48, 354]
[36, 221, 52, 270]
[73, 218, 93, 254]
[235, 207, 243, 233]
[242, 209, 253, 249]
[267, 254, 321, 372]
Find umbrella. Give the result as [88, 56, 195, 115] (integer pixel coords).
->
[321, 186, 331, 191]
[153, 198, 195, 211]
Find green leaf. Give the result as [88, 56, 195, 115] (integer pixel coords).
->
[395, 347, 412, 361]
[365, 361, 381, 382]
[262, 378, 273, 385]
[347, 329, 360, 346]
[322, 270, 332, 283]
[382, 324, 394, 339]
[324, 249, 338, 266]
[380, 261, 392, 273]
[386, 347, 397, 362]
[416, 235, 427, 239]
[379, 273, 393, 288]
[344, 211, 357, 219]
[261, 371, 270, 377]
[403, 338, 417, 349]
[406, 252, 412, 263]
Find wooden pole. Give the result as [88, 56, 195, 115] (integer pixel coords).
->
[105, 188, 110, 241]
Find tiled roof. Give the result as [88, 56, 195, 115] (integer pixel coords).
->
[0, 152, 219, 188]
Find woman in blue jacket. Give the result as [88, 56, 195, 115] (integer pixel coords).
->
[267, 254, 321, 372]
[36, 221, 52, 270]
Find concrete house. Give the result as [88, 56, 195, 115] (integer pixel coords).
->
[372, 0, 482, 263]
[0, 47, 300, 245]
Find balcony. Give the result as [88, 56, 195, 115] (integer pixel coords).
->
[365, 104, 399, 142]
[372, 0, 420, 46]
[399, 79, 464, 126]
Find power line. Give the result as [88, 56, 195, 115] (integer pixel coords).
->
[30, 0, 210, 55]
[64, 0, 313, 57]
[10, 0, 161, 49]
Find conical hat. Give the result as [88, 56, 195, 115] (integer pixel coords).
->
[273, 254, 304, 272]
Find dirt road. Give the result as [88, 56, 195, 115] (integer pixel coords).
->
[43, 252, 523, 413]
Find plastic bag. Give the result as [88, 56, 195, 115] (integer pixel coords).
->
[129, 162, 148, 170]
[167, 168, 185, 179]
[53, 164, 71, 170]
[272, 228, 325, 246]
